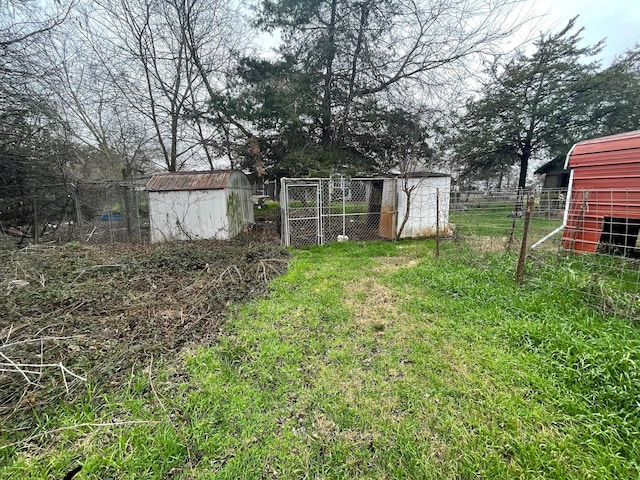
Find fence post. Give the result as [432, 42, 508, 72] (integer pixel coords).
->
[341, 175, 346, 238]
[515, 195, 535, 285]
[73, 184, 83, 242]
[32, 187, 39, 244]
[507, 188, 524, 251]
[135, 189, 143, 243]
[435, 188, 440, 258]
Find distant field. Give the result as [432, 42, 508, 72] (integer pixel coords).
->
[450, 203, 563, 239]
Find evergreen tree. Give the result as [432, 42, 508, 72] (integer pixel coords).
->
[451, 19, 602, 190]
[218, 0, 523, 177]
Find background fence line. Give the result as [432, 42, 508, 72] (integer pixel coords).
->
[0, 181, 149, 245]
[2, 182, 640, 320]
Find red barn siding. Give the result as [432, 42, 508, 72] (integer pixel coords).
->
[562, 130, 640, 253]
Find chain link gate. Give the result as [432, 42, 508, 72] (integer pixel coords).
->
[281, 181, 323, 246]
[280, 177, 394, 247]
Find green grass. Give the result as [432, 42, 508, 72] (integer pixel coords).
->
[450, 205, 563, 238]
[254, 200, 280, 221]
[2, 241, 640, 478]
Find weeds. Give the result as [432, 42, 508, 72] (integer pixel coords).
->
[0, 235, 288, 435]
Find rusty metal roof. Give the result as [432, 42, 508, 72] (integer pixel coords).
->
[146, 171, 233, 192]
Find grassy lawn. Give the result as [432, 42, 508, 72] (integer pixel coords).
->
[450, 205, 563, 239]
[254, 200, 281, 222]
[2, 241, 640, 478]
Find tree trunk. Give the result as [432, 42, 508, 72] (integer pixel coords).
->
[321, 0, 338, 149]
[396, 178, 417, 240]
[518, 151, 530, 191]
[337, 0, 369, 144]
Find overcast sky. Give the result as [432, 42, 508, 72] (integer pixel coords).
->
[531, 0, 639, 64]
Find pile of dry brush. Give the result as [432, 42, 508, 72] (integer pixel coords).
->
[0, 233, 289, 424]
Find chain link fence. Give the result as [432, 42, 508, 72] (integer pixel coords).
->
[0, 181, 149, 246]
[281, 177, 395, 247]
[280, 176, 450, 247]
[4, 179, 639, 320]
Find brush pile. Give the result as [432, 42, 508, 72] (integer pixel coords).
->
[0, 233, 289, 419]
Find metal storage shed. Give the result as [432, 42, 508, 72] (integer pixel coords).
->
[146, 170, 254, 243]
[561, 130, 640, 254]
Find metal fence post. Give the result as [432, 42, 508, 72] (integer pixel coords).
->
[32, 187, 39, 244]
[74, 184, 83, 242]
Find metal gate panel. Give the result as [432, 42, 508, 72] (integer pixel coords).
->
[281, 182, 322, 247]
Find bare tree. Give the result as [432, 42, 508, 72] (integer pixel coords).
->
[176, 0, 250, 169]
[0, 0, 73, 73]
[88, 0, 248, 172]
[44, 25, 156, 180]
[232, 0, 531, 177]
[0, 1, 81, 238]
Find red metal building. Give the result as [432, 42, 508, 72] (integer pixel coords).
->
[562, 130, 640, 254]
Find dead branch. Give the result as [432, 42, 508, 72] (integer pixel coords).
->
[73, 264, 126, 282]
[0, 352, 35, 386]
[259, 260, 268, 283]
[1, 335, 83, 349]
[0, 332, 88, 411]
[258, 259, 284, 283]
[0, 361, 86, 383]
[0, 420, 160, 451]
[217, 264, 243, 284]
[148, 355, 167, 413]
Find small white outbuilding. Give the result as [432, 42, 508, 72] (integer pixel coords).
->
[146, 170, 254, 243]
[385, 173, 451, 239]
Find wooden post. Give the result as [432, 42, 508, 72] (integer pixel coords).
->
[33, 188, 39, 244]
[74, 184, 83, 241]
[507, 188, 524, 251]
[516, 195, 535, 285]
[435, 188, 440, 258]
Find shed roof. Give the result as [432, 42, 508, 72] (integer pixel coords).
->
[400, 171, 451, 179]
[147, 171, 234, 192]
[568, 130, 640, 168]
[534, 157, 567, 175]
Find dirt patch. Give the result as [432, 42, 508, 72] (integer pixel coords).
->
[467, 236, 512, 253]
[374, 256, 419, 272]
[312, 412, 376, 448]
[344, 276, 399, 330]
[0, 233, 289, 422]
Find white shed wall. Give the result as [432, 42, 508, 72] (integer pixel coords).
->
[396, 176, 451, 239]
[224, 171, 254, 238]
[149, 189, 229, 242]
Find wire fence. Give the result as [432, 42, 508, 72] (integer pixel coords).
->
[277, 182, 640, 320]
[281, 177, 388, 246]
[450, 189, 566, 253]
[280, 176, 450, 247]
[451, 188, 640, 320]
[0, 182, 149, 246]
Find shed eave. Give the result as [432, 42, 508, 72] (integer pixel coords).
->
[146, 170, 236, 192]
